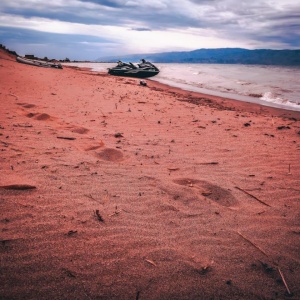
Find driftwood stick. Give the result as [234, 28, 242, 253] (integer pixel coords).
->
[100, 109, 107, 117]
[95, 209, 105, 222]
[288, 164, 291, 175]
[167, 167, 180, 171]
[57, 136, 76, 140]
[0, 140, 9, 147]
[13, 123, 33, 128]
[0, 184, 36, 190]
[238, 232, 292, 296]
[109, 206, 121, 217]
[278, 267, 292, 296]
[145, 259, 157, 267]
[136, 291, 140, 300]
[7, 93, 19, 99]
[85, 194, 96, 201]
[235, 186, 271, 207]
[237, 231, 269, 257]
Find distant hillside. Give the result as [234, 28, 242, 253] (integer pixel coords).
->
[97, 48, 300, 66]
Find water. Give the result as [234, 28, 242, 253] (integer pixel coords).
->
[65, 62, 300, 112]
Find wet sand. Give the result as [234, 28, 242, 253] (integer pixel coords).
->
[1, 49, 300, 299]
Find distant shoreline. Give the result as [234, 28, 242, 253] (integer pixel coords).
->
[96, 48, 300, 66]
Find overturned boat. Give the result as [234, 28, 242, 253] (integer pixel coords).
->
[108, 59, 159, 78]
[16, 56, 63, 69]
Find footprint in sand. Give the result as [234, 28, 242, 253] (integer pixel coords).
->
[34, 113, 51, 121]
[16, 103, 36, 109]
[25, 112, 52, 121]
[85, 140, 105, 151]
[18, 103, 90, 135]
[173, 178, 238, 207]
[64, 125, 89, 134]
[26, 112, 36, 118]
[96, 148, 124, 162]
[16, 103, 55, 122]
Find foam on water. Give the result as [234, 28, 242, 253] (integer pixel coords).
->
[260, 91, 300, 110]
[152, 63, 300, 111]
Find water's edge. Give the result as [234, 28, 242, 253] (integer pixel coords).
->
[64, 62, 300, 112]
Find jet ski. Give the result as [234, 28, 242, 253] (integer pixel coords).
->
[108, 59, 159, 78]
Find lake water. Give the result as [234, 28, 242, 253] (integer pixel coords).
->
[66, 62, 300, 112]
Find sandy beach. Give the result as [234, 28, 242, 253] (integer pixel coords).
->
[1, 48, 300, 299]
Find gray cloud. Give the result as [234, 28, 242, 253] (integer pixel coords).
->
[0, 0, 299, 59]
[131, 27, 152, 31]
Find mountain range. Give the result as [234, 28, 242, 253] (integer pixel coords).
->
[97, 48, 300, 66]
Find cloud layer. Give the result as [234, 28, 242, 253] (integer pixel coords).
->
[0, 0, 299, 60]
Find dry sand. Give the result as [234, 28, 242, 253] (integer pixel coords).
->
[1, 49, 300, 299]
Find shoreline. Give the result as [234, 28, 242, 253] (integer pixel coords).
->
[1, 49, 300, 299]
[151, 76, 300, 113]
[68, 64, 300, 119]
[67, 61, 300, 115]
[147, 76, 300, 119]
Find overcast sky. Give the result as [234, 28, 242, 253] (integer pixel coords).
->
[0, 0, 299, 60]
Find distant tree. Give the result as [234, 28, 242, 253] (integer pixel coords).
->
[65, 57, 70, 62]
[44, 56, 48, 61]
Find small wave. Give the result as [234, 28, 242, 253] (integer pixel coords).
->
[237, 80, 251, 86]
[279, 88, 293, 93]
[260, 91, 300, 108]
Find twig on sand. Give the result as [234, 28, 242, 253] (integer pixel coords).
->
[237, 231, 269, 257]
[13, 123, 33, 128]
[57, 136, 76, 140]
[0, 184, 36, 190]
[85, 194, 97, 201]
[136, 291, 140, 300]
[100, 109, 107, 117]
[278, 267, 292, 296]
[198, 162, 219, 165]
[67, 230, 78, 236]
[145, 259, 157, 267]
[0, 140, 9, 147]
[235, 186, 271, 207]
[109, 206, 122, 217]
[7, 93, 19, 100]
[95, 209, 105, 222]
[288, 164, 291, 175]
[238, 231, 293, 296]
[167, 167, 180, 171]
[62, 267, 76, 278]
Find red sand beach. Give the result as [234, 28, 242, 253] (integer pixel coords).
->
[1, 49, 300, 299]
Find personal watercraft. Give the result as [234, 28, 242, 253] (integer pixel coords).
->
[108, 59, 159, 78]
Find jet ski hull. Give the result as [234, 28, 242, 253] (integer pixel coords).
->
[108, 60, 159, 78]
[108, 68, 159, 78]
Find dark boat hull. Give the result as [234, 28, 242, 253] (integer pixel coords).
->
[16, 57, 63, 69]
[108, 68, 159, 78]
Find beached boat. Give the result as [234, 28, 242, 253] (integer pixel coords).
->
[16, 56, 63, 69]
[108, 59, 159, 78]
